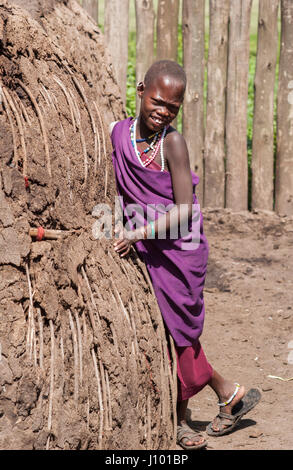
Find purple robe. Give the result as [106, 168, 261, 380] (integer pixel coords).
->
[111, 118, 209, 347]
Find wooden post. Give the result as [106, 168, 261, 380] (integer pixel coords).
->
[29, 228, 75, 240]
[182, 0, 205, 206]
[251, 0, 279, 212]
[225, 0, 252, 211]
[275, 0, 293, 215]
[135, 0, 155, 113]
[156, 0, 180, 129]
[156, 0, 179, 61]
[82, 0, 98, 23]
[104, 0, 129, 107]
[204, 0, 230, 208]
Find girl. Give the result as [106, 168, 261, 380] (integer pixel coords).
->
[110, 60, 260, 449]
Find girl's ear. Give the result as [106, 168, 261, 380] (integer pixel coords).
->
[137, 81, 145, 97]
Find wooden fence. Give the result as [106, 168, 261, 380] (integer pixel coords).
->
[81, 0, 293, 216]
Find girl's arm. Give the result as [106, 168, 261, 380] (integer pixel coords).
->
[114, 130, 194, 257]
[155, 130, 194, 235]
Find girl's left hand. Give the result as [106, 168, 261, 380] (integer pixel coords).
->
[113, 224, 143, 258]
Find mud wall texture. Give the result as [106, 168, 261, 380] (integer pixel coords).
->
[0, 0, 176, 450]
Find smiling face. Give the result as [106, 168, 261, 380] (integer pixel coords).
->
[137, 74, 185, 134]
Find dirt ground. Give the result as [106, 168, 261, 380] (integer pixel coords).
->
[0, 0, 176, 450]
[179, 208, 293, 451]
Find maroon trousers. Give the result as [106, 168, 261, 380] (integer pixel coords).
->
[175, 341, 213, 402]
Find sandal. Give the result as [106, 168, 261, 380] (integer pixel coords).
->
[177, 423, 208, 450]
[206, 387, 261, 437]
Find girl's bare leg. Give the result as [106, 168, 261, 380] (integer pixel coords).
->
[177, 369, 245, 443]
[207, 369, 245, 431]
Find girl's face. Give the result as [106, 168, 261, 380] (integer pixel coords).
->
[137, 75, 184, 133]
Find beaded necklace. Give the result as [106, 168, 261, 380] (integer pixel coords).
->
[136, 130, 158, 143]
[137, 131, 160, 156]
[130, 118, 167, 171]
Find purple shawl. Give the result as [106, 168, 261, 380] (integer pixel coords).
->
[111, 118, 209, 347]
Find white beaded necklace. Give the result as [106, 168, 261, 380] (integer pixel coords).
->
[132, 118, 167, 172]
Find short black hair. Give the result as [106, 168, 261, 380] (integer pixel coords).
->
[144, 60, 187, 92]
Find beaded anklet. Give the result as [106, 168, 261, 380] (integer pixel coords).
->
[218, 383, 240, 407]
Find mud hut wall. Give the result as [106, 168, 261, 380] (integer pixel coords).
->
[0, 0, 176, 450]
